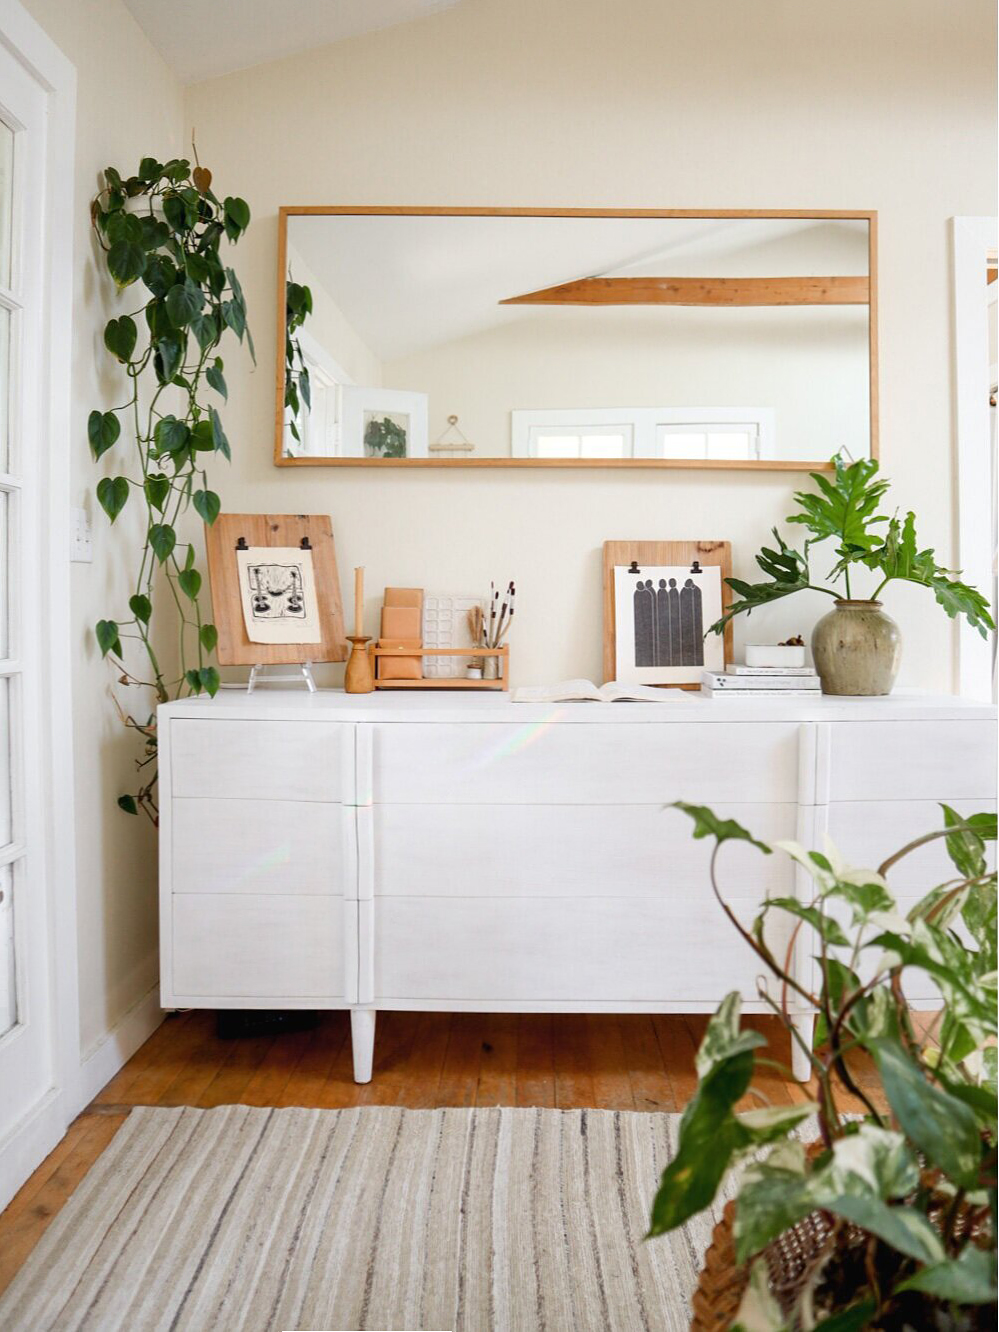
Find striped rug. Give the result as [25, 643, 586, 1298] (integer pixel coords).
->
[0, 1104, 731, 1331]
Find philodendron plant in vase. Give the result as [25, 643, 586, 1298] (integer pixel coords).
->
[709, 457, 994, 695]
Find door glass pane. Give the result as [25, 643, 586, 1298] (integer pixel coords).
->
[0, 119, 12, 291]
[0, 304, 9, 472]
[0, 862, 14, 1037]
[0, 677, 10, 847]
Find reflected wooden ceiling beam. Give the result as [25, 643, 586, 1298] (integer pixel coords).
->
[499, 276, 870, 306]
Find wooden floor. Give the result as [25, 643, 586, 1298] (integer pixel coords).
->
[0, 1008, 881, 1298]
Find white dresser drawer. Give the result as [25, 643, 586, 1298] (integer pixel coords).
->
[829, 721, 996, 802]
[172, 800, 354, 896]
[170, 894, 353, 1000]
[372, 897, 792, 1004]
[369, 802, 795, 899]
[371, 722, 799, 805]
[826, 799, 996, 895]
[169, 719, 351, 802]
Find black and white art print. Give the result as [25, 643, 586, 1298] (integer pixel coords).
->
[613, 562, 724, 684]
[236, 546, 322, 645]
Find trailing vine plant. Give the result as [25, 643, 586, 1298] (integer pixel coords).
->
[284, 277, 313, 450]
[89, 154, 253, 823]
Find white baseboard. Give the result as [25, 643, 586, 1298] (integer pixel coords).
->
[0, 1088, 65, 1213]
[73, 985, 165, 1115]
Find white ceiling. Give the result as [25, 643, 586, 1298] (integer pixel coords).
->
[287, 215, 869, 362]
[123, 0, 463, 83]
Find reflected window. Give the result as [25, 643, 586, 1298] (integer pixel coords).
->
[658, 424, 761, 461]
[513, 406, 774, 459]
[530, 426, 631, 459]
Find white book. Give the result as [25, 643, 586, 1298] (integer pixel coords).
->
[702, 685, 821, 697]
[513, 678, 692, 703]
[731, 665, 817, 677]
[703, 671, 820, 691]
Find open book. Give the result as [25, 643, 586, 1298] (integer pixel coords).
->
[512, 679, 692, 703]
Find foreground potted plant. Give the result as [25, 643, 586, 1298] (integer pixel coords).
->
[709, 456, 994, 695]
[649, 802, 997, 1329]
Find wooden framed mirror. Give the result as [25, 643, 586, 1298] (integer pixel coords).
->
[274, 207, 878, 470]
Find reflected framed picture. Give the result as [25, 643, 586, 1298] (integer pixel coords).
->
[341, 386, 428, 458]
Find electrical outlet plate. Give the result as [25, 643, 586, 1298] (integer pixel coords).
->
[70, 507, 92, 563]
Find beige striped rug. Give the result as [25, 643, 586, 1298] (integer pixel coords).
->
[0, 1104, 731, 1331]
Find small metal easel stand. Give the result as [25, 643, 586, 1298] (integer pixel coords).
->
[246, 662, 317, 694]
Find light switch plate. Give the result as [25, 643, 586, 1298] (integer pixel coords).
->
[70, 507, 92, 563]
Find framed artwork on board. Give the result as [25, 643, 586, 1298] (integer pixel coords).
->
[602, 540, 733, 688]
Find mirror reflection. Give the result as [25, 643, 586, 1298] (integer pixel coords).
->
[278, 212, 874, 466]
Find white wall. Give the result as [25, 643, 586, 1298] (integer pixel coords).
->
[383, 305, 870, 460]
[285, 238, 382, 387]
[20, 0, 183, 1060]
[185, 0, 997, 689]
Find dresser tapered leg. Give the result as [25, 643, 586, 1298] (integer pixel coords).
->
[791, 1013, 814, 1082]
[351, 1008, 376, 1083]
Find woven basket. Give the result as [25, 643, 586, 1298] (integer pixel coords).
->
[690, 1198, 846, 1332]
[689, 1150, 988, 1332]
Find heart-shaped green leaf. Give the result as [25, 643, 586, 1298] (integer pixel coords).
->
[107, 238, 146, 287]
[153, 334, 184, 384]
[193, 488, 220, 525]
[210, 407, 231, 460]
[117, 794, 139, 815]
[205, 359, 227, 401]
[223, 195, 250, 237]
[178, 567, 201, 601]
[103, 316, 137, 363]
[128, 594, 152, 625]
[190, 312, 218, 353]
[165, 278, 203, 328]
[97, 475, 129, 523]
[95, 619, 122, 658]
[199, 666, 220, 697]
[88, 409, 120, 459]
[221, 298, 245, 340]
[200, 623, 218, 653]
[149, 523, 176, 564]
[144, 473, 170, 512]
[154, 417, 190, 456]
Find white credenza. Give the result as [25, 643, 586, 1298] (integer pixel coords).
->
[158, 690, 996, 1082]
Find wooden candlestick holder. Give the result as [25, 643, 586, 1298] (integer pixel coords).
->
[344, 635, 375, 693]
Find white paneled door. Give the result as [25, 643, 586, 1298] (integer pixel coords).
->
[0, 36, 57, 1151]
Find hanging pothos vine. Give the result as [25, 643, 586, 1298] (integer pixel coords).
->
[89, 154, 253, 823]
[283, 276, 313, 450]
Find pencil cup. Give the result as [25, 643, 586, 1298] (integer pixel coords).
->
[345, 636, 375, 693]
[482, 653, 500, 681]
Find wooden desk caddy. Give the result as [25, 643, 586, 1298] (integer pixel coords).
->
[372, 644, 509, 690]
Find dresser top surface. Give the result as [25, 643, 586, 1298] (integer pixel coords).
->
[158, 688, 997, 725]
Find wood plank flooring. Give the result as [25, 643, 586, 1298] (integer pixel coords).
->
[0, 1008, 884, 1299]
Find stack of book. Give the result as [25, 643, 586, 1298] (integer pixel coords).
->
[701, 664, 821, 696]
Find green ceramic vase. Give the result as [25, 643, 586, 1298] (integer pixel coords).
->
[811, 599, 901, 696]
